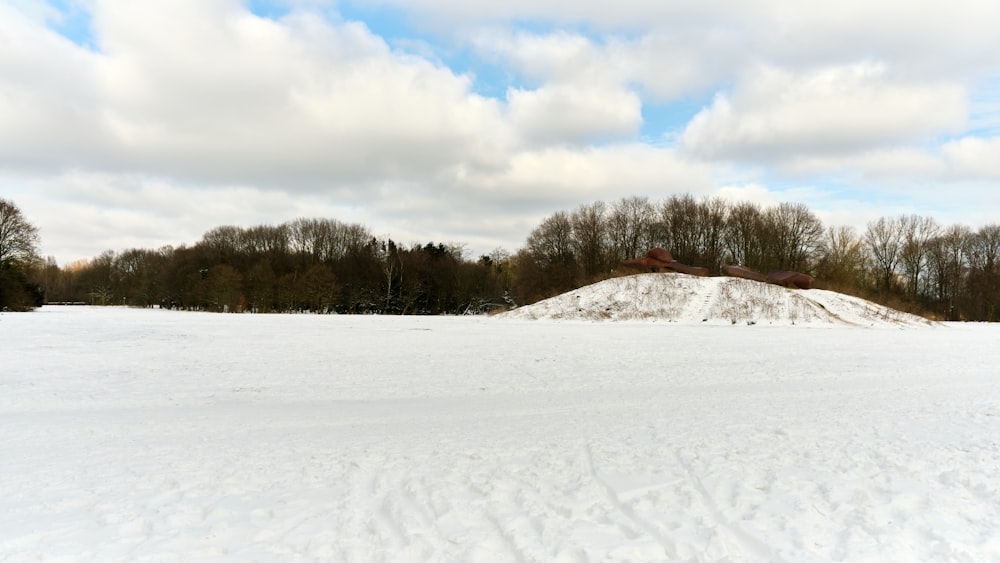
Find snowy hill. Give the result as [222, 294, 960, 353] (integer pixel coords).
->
[501, 272, 934, 327]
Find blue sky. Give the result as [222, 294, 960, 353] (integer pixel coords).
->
[40, 0, 93, 45]
[2, 0, 999, 264]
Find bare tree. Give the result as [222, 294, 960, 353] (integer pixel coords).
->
[966, 224, 1000, 320]
[570, 201, 609, 278]
[516, 212, 577, 301]
[695, 197, 729, 272]
[865, 216, 905, 292]
[287, 218, 372, 264]
[288, 218, 330, 261]
[659, 194, 701, 263]
[724, 201, 764, 269]
[898, 215, 939, 299]
[82, 250, 115, 306]
[0, 198, 40, 268]
[0, 198, 42, 310]
[241, 224, 290, 258]
[375, 237, 402, 312]
[200, 225, 243, 262]
[926, 224, 971, 318]
[607, 196, 655, 262]
[968, 224, 1000, 275]
[526, 212, 576, 268]
[816, 225, 867, 287]
[111, 248, 166, 307]
[762, 203, 824, 272]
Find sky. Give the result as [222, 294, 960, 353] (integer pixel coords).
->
[2, 0, 1000, 265]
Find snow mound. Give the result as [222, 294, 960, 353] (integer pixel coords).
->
[501, 273, 934, 327]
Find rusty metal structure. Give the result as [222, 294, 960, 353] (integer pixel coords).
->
[722, 264, 814, 289]
[623, 249, 814, 289]
[765, 269, 815, 290]
[721, 264, 769, 283]
[619, 248, 710, 277]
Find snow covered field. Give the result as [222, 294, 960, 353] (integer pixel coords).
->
[2, 304, 999, 561]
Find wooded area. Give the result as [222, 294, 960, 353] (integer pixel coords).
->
[512, 195, 1000, 321]
[10, 194, 1000, 320]
[36, 218, 512, 315]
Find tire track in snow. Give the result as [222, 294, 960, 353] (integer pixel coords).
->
[674, 450, 784, 561]
[364, 473, 407, 549]
[583, 444, 678, 559]
[483, 512, 529, 563]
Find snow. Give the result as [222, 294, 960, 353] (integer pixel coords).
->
[3, 303, 999, 561]
[501, 273, 934, 327]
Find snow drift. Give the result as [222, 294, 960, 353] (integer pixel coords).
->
[502, 273, 933, 327]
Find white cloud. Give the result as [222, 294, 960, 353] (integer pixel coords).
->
[943, 136, 1000, 180]
[454, 144, 715, 210]
[778, 149, 947, 183]
[682, 64, 967, 162]
[0, 4, 111, 165]
[362, 1, 776, 33]
[470, 27, 744, 110]
[715, 184, 779, 207]
[472, 29, 609, 84]
[507, 85, 641, 145]
[4, 0, 1000, 265]
[3, 1, 727, 264]
[605, 32, 740, 101]
[472, 29, 649, 143]
[2, 0, 62, 25]
[1, 1, 514, 188]
[752, 1, 1000, 78]
[383, 0, 1000, 77]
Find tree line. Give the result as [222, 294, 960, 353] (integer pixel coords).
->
[512, 195, 822, 301]
[4, 194, 1000, 320]
[512, 195, 1000, 321]
[36, 217, 514, 315]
